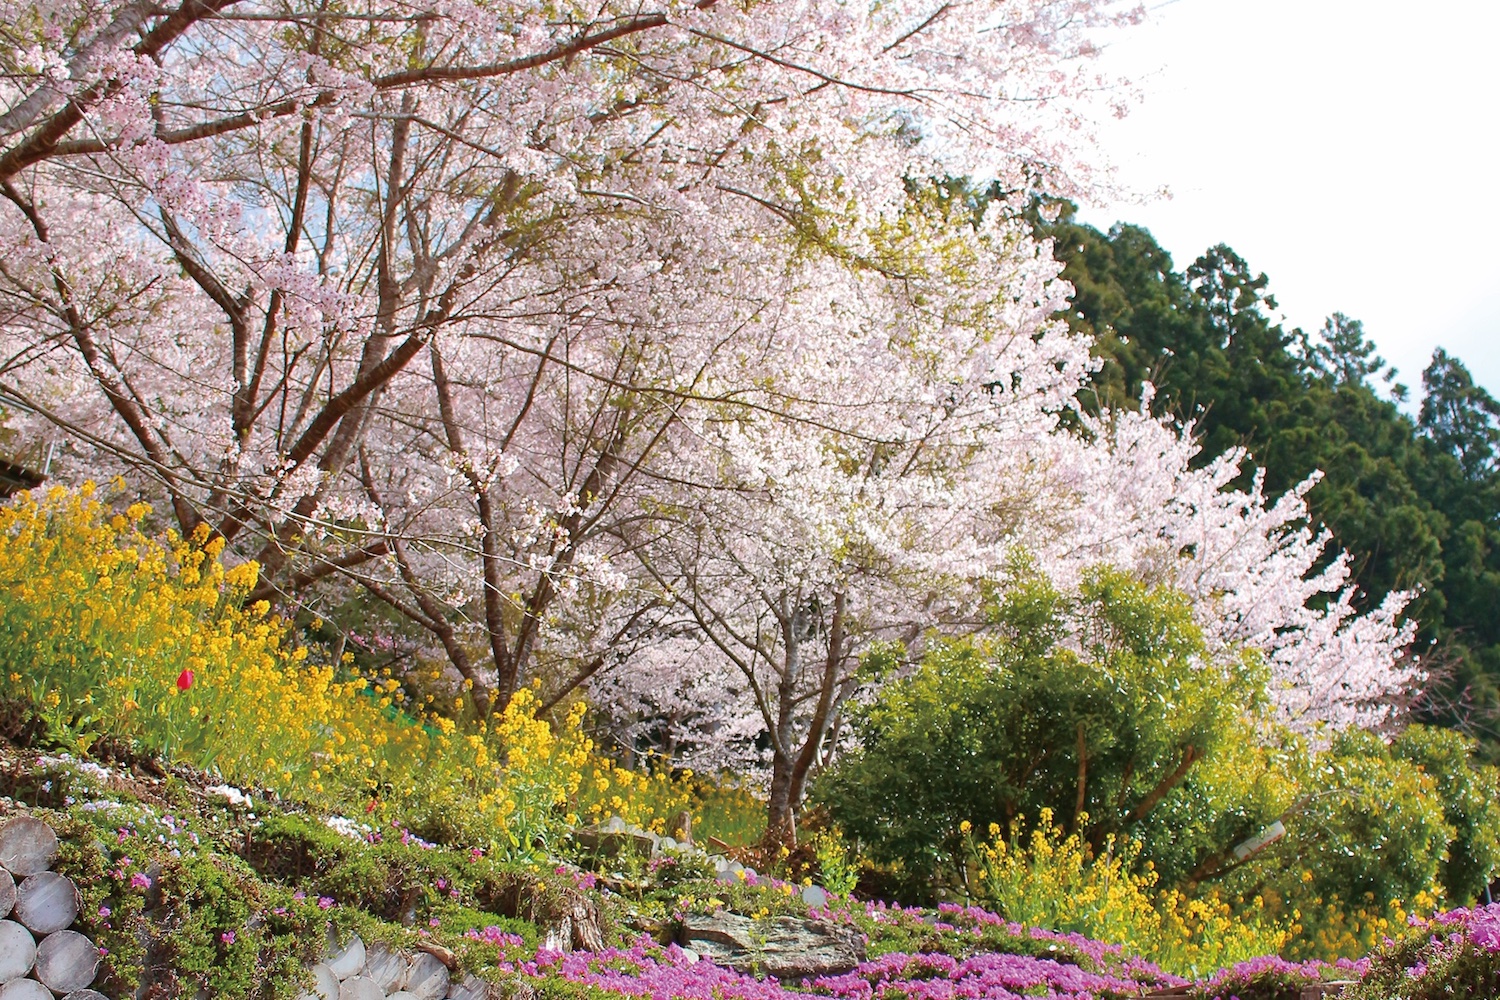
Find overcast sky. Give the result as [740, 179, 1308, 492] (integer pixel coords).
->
[1076, 0, 1500, 400]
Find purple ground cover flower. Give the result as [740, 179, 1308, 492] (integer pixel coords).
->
[489, 899, 1499, 1000]
[1430, 902, 1500, 951]
[1198, 953, 1367, 1000]
[813, 950, 1163, 1000]
[505, 921, 1181, 1000]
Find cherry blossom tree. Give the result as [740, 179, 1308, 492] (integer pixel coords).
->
[623, 378, 1420, 836]
[0, 0, 1418, 847]
[624, 189, 1104, 837]
[0, 0, 1141, 714]
[1047, 397, 1419, 732]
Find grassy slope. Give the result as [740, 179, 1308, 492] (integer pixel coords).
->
[0, 741, 1205, 1000]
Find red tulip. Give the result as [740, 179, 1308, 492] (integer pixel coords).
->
[176, 668, 195, 692]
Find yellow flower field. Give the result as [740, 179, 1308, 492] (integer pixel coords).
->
[0, 483, 699, 855]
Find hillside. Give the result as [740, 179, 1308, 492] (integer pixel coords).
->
[1, 740, 1497, 1000]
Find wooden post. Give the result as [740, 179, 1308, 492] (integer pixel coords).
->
[0, 820, 58, 878]
[14, 872, 80, 935]
[33, 929, 99, 993]
[0, 919, 36, 984]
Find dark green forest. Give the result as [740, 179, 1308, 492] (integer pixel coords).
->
[1036, 206, 1500, 758]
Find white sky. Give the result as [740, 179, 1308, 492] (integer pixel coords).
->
[1076, 0, 1500, 400]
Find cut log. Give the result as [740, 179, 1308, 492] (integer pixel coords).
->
[415, 941, 456, 969]
[62, 991, 111, 1000]
[33, 929, 98, 993]
[0, 921, 36, 984]
[0, 978, 51, 1000]
[445, 975, 496, 1000]
[0, 872, 13, 920]
[0, 820, 57, 879]
[14, 872, 79, 935]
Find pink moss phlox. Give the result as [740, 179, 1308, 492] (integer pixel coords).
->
[506, 928, 1185, 1000]
[1424, 903, 1500, 953]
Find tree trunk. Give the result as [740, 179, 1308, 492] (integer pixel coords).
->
[762, 591, 850, 847]
[765, 753, 797, 847]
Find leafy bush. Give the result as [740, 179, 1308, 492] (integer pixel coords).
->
[811, 561, 1500, 962]
[1391, 725, 1500, 904]
[815, 565, 1281, 900]
[1247, 728, 1454, 960]
[1285, 728, 1452, 912]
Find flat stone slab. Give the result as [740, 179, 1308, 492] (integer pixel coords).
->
[679, 911, 864, 980]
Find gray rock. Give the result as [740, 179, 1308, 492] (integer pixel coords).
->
[406, 952, 450, 1000]
[572, 824, 657, 860]
[679, 911, 864, 981]
[364, 944, 406, 992]
[325, 932, 366, 980]
[337, 976, 384, 1000]
[800, 885, 829, 908]
[445, 975, 490, 1000]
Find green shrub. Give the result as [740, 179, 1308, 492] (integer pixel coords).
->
[1392, 725, 1500, 904]
[1239, 727, 1453, 960]
[814, 564, 1280, 901]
